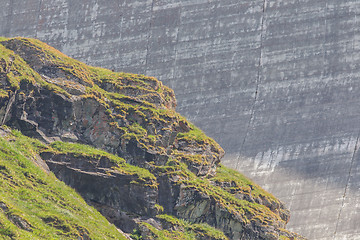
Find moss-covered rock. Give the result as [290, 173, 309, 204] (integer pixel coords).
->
[0, 37, 305, 239]
[0, 126, 127, 239]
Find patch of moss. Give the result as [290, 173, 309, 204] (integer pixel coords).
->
[176, 122, 222, 155]
[154, 158, 283, 227]
[0, 128, 127, 239]
[122, 122, 147, 141]
[154, 204, 164, 213]
[0, 43, 70, 97]
[153, 158, 193, 180]
[0, 44, 38, 89]
[0, 89, 8, 98]
[12, 38, 94, 87]
[137, 214, 228, 240]
[181, 177, 283, 226]
[2, 37, 175, 109]
[47, 141, 157, 188]
[138, 221, 196, 240]
[211, 164, 280, 205]
[174, 151, 208, 165]
[157, 214, 228, 240]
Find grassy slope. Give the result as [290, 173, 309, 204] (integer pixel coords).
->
[0, 128, 231, 240]
[0, 128, 127, 239]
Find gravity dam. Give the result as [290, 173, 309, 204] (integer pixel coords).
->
[1, 0, 360, 239]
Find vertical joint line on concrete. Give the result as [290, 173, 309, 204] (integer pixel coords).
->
[333, 9, 358, 238]
[172, 6, 182, 83]
[333, 130, 360, 238]
[35, 0, 43, 38]
[5, 0, 14, 35]
[235, 0, 266, 169]
[145, 0, 155, 75]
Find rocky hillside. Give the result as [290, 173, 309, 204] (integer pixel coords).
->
[0, 37, 304, 239]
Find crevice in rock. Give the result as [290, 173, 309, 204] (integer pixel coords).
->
[235, 0, 266, 170]
[1, 90, 16, 125]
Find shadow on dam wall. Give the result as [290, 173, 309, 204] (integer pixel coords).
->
[224, 132, 360, 239]
[2, 0, 360, 239]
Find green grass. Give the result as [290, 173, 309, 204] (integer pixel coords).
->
[47, 141, 157, 188]
[0, 37, 222, 162]
[0, 37, 298, 239]
[211, 164, 279, 203]
[0, 43, 70, 97]
[181, 177, 283, 226]
[137, 214, 228, 240]
[138, 222, 198, 240]
[176, 122, 222, 155]
[0, 129, 127, 239]
[157, 214, 228, 240]
[0, 89, 8, 98]
[3, 37, 175, 109]
[154, 158, 283, 227]
[176, 124, 207, 142]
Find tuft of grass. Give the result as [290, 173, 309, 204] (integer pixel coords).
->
[176, 122, 223, 155]
[138, 221, 196, 240]
[0, 89, 8, 98]
[157, 214, 228, 240]
[211, 164, 279, 202]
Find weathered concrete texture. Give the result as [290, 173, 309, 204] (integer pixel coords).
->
[2, 0, 360, 239]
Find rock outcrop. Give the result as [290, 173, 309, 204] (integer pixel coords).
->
[0, 37, 303, 239]
[3, 2, 360, 239]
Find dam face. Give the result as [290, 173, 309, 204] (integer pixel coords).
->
[2, 0, 360, 239]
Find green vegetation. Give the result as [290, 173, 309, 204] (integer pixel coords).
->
[136, 214, 228, 240]
[0, 37, 301, 239]
[8, 37, 175, 108]
[0, 36, 223, 162]
[156, 214, 228, 240]
[181, 178, 282, 226]
[0, 89, 8, 98]
[154, 158, 283, 227]
[0, 43, 70, 97]
[211, 164, 279, 205]
[46, 141, 157, 188]
[0, 44, 38, 89]
[176, 123, 221, 150]
[0, 128, 126, 239]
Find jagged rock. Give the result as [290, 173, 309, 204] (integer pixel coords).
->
[0, 37, 304, 239]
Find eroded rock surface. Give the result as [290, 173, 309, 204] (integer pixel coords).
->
[0, 38, 304, 239]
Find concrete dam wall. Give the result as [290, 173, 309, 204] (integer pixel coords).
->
[1, 0, 360, 239]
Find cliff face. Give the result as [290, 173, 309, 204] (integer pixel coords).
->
[0, 37, 303, 239]
[1, 1, 358, 239]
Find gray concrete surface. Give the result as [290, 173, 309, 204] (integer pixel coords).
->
[1, 0, 360, 238]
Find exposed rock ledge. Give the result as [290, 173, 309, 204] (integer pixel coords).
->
[0, 37, 305, 239]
